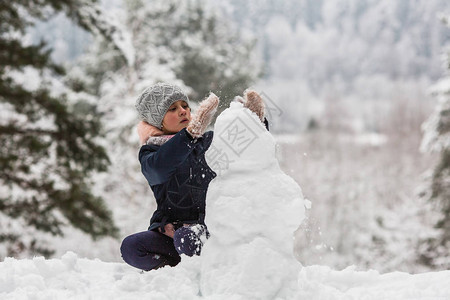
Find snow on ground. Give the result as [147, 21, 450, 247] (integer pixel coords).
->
[1, 104, 449, 299]
[1, 252, 450, 300]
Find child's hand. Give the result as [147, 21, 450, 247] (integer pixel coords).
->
[159, 223, 175, 238]
[137, 121, 164, 144]
[243, 90, 265, 122]
[187, 92, 220, 138]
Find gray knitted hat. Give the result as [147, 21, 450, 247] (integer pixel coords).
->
[135, 83, 190, 129]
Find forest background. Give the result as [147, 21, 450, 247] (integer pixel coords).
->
[1, 0, 449, 273]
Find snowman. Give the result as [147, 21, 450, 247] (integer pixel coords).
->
[201, 93, 306, 300]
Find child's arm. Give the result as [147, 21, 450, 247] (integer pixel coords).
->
[138, 128, 195, 186]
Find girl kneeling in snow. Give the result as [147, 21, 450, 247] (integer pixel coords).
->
[120, 83, 265, 271]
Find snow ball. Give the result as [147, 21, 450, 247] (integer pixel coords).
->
[61, 251, 79, 271]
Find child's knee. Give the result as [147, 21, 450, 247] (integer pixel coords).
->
[120, 235, 138, 262]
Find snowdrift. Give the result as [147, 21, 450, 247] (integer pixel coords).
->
[1, 251, 450, 299]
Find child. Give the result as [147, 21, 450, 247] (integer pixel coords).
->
[120, 83, 265, 271]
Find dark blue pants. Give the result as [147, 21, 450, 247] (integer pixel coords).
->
[120, 225, 208, 271]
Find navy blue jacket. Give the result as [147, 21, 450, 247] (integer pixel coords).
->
[138, 128, 216, 232]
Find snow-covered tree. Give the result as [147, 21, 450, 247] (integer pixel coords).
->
[220, 0, 448, 132]
[419, 16, 450, 268]
[78, 0, 259, 100]
[0, 0, 130, 258]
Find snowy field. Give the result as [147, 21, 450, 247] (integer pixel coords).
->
[1, 251, 450, 300]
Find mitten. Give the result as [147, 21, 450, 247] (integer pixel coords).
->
[137, 121, 164, 145]
[187, 92, 220, 138]
[243, 90, 265, 122]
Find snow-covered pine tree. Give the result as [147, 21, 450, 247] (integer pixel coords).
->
[166, 0, 260, 101]
[77, 0, 259, 103]
[0, 0, 128, 258]
[419, 15, 450, 269]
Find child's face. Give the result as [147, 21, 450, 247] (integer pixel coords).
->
[161, 100, 191, 134]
